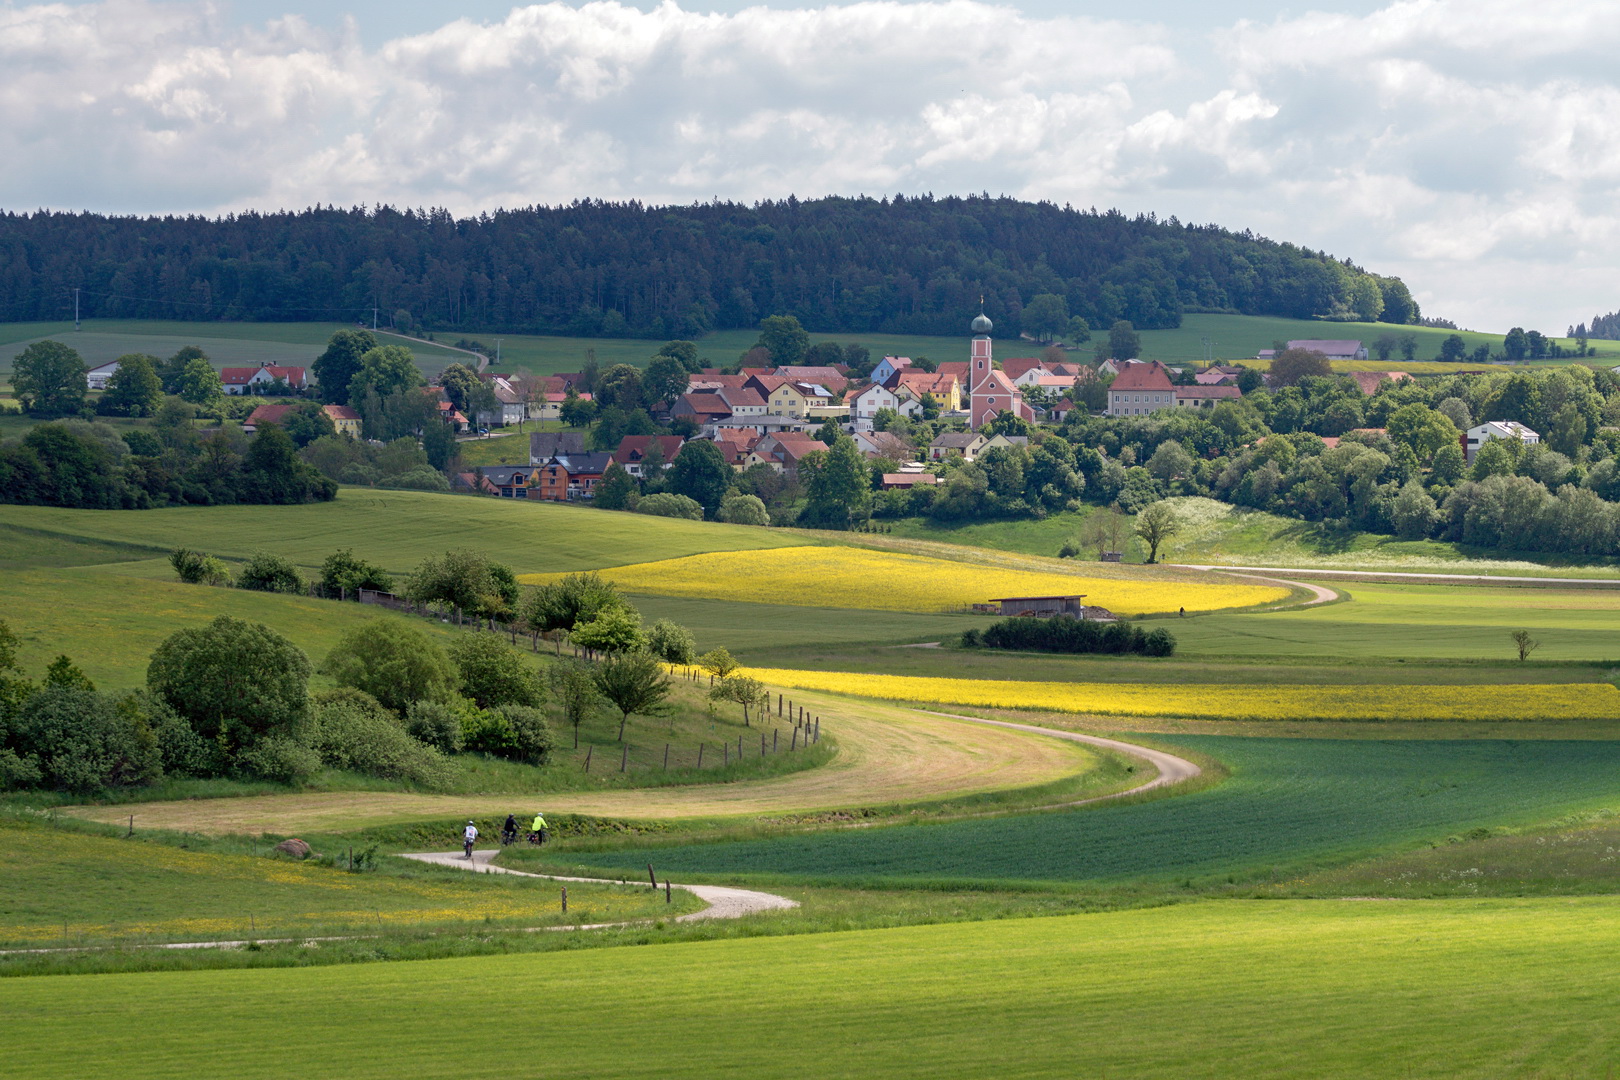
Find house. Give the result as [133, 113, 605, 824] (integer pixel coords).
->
[1098, 358, 1131, 376]
[1174, 385, 1243, 409]
[715, 386, 768, 418]
[1000, 358, 1047, 383]
[528, 431, 587, 466]
[533, 451, 614, 501]
[437, 400, 469, 432]
[850, 382, 900, 428]
[745, 376, 827, 418]
[323, 404, 362, 437]
[929, 432, 988, 462]
[773, 366, 849, 395]
[880, 472, 939, 490]
[1465, 421, 1539, 463]
[86, 361, 120, 390]
[531, 390, 593, 422]
[853, 430, 914, 461]
[242, 402, 297, 432]
[1287, 339, 1367, 362]
[709, 428, 760, 467]
[221, 362, 308, 395]
[1194, 365, 1244, 386]
[896, 371, 962, 412]
[935, 361, 970, 385]
[672, 393, 733, 435]
[980, 434, 1030, 454]
[712, 413, 814, 437]
[687, 372, 751, 393]
[1349, 371, 1413, 396]
[478, 466, 539, 499]
[747, 433, 828, 477]
[613, 435, 685, 478]
[1105, 361, 1177, 416]
[870, 356, 912, 386]
[474, 375, 527, 428]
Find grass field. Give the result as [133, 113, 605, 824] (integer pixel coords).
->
[67, 690, 1116, 833]
[523, 544, 1290, 617]
[10, 897, 1620, 1078]
[0, 818, 695, 948]
[571, 736, 1620, 886]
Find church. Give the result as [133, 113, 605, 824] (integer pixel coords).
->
[965, 311, 1036, 428]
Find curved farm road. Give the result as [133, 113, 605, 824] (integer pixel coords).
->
[1168, 566, 1339, 609]
[401, 849, 796, 922]
[920, 712, 1200, 808]
[66, 692, 1102, 835]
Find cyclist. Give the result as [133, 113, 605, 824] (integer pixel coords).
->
[530, 811, 548, 846]
[463, 819, 478, 859]
[501, 814, 519, 845]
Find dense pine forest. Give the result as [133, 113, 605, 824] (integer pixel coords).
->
[0, 197, 1420, 339]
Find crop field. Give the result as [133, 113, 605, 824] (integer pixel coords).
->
[0, 820, 693, 948]
[10, 896, 1620, 1079]
[0, 489, 800, 577]
[67, 693, 1114, 834]
[521, 544, 1289, 616]
[571, 736, 1620, 885]
[743, 667, 1620, 722]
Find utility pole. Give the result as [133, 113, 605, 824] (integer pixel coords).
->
[74, 287, 80, 331]
[372, 305, 378, 331]
[496, 339, 502, 366]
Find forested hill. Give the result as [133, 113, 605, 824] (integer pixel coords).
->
[0, 197, 1420, 339]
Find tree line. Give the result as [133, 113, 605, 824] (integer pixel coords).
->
[0, 196, 1423, 338]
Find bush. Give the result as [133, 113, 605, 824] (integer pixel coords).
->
[0, 747, 41, 790]
[320, 619, 458, 715]
[318, 548, 393, 598]
[448, 633, 543, 709]
[378, 467, 450, 491]
[716, 493, 769, 525]
[405, 700, 465, 754]
[646, 619, 697, 665]
[119, 690, 217, 778]
[460, 705, 554, 765]
[959, 628, 982, 648]
[237, 735, 321, 785]
[147, 615, 311, 753]
[6, 685, 164, 793]
[169, 548, 231, 586]
[1057, 541, 1081, 559]
[978, 615, 1175, 657]
[308, 690, 455, 789]
[236, 551, 304, 593]
[634, 492, 703, 520]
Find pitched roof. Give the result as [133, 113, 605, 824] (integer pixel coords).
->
[220, 367, 258, 385]
[976, 370, 1021, 396]
[1289, 339, 1363, 355]
[855, 430, 913, 459]
[1349, 371, 1412, 395]
[999, 358, 1045, 381]
[935, 362, 969, 382]
[1109, 361, 1174, 391]
[758, 433, 828, 462]
[897, 372, 959, 397]
[1174, 384, 1242, 400]
[881, 473, 939, 487]
[613, 435, 685, 465]
[931, 432, 983, 449]
[529, 431, 587, 461]
[675, 392, 731, 417]
[716, 386, 766, 408]
[222, 364, 306, 385]
[688, 373, 751, 391]
[545, 451, 614, 475]
[852, 382, 896, 401]
[774, 366, 848, 390]
[322, 404, 361, 421]
[245, 403, 296, 426]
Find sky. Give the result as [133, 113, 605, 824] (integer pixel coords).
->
[3, 0, 1617, 334]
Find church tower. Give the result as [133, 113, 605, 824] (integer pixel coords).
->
[969, 310, 994, 392]
[967, 309, 1028, 428]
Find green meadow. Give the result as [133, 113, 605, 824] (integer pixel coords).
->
[8, 897, 1620, 1079]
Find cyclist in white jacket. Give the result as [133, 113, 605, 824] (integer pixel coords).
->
[463, 820, 479, 859]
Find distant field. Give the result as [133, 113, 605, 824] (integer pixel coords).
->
[0, 320, 471, 377]
[12, 896, 1620, 1079]
[523, 544, 1289, 617]
[0, 489, 801, 576]
[574, 736, 1620, 885]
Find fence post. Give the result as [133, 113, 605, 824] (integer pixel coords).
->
[791, 728, 798, 750]
[737, 734, 743, 760]
[698, 744, 704, 768]
[723, 742, 729, 766]
[562, 886, 567, 913]
[665, 880, 671, 904]
[127, 814, 134, 837]
[773, 729, 778, 752]
[815, 719, 820, 742]
[778, 693, 783, 716]
[663, 743, 670, 770]
[648, 863, 657, 888]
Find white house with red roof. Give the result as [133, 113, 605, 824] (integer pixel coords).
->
[221, 361, 308, 395]
[850, 382, 899, 429]
[965, 312, 1034, 428]
[613, 434, 685, 477]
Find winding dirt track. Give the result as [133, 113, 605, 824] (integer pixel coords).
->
[400, 849, 797, 922]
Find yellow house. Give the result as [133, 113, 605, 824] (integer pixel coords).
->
[750, 376, 829, 418]
[322, 405, 363, 437]
[896, 372, 961, 412]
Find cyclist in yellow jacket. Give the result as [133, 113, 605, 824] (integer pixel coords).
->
[531, 812, 548, 845]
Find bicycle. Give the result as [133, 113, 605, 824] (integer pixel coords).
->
[526, 829, 548, 847]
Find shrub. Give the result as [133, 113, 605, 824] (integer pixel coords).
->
[170, 548, 231, 586]
[379, 466, 450, 491]
[959, 628, 982, 648]
[716, 493, 769, 525]
[117, 690, 218, 778]
[448, 633, 543, 709]
[978, 615, 1175, 657]
[1057, 541, 1081, 559]
[318, 549, 394, 598]
[308, 690, 455, 789]
[634, 492, 703, 520]
[5, 686, 163, 793]
[147, 616, 311, 753]
[0, 747, 42, 790]
[236, 551, 304, 593]
[236, 735, 321, 785]
[321, 619, 458, 715]
[646, 619, 697, 665]
[460, 705, 554, 764]
[405, 699, 465, 754]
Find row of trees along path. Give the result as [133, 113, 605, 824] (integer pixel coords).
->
[352, 587, 824, 777]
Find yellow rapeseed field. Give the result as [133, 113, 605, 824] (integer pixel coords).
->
[519, 546, 1287, 616]
[743, 668, 1620, 723]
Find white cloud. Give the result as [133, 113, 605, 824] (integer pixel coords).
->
[3, 0, 1620, 329]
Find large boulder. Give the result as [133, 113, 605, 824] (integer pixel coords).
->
[273, 838, 312, 859]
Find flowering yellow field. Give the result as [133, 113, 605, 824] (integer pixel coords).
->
[519, 546, 1287, 616]
[744, 668, 1620, 723]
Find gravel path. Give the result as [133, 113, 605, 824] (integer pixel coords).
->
[1172, 563, 1620, 590]
[400, 850, 798, 923]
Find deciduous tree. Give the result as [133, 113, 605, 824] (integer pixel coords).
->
[12, 340, 87, 416]
[321, 619, 458, 715]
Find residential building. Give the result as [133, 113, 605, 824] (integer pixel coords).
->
[709, 428, 760, 467]
[850, 382, 899, 428]
[965, 313, 1035, 428]
[1105, 361, 1177, 416]
[896, 371, 962, 412]
[475, 375, 526, 428]
[672, 392, 733, 435]
[853, 430, 914, 461]
[528, 431, 587, 466]
[1173, 385, 1243, 409]
[929, 432, 988, 462]
[773, 366, 849, 395]
[1465, 421, 1540, 462]
[870, 356, 912, 386]
[746, 376, 828, 418]
[221, 362, 308, 395]
[935, 361, 970, 385]
[86, 361, 120, 390]
[613, 435, 685, 478]
[999, 358, 1047, 383]
[715, 386, 768, 418]
[533, 451, 613, 501]
[747, 433, 828, 477]
[323, 405, 362, 437]
[980, 434, 1030, 454]
[437, 400, 469, 432]
[478, 466, 539, 499]
[1194, 365, 1244, 386]
[530, 390, 592, 422]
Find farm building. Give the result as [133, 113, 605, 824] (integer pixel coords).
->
[985, 595, 1088, 618]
